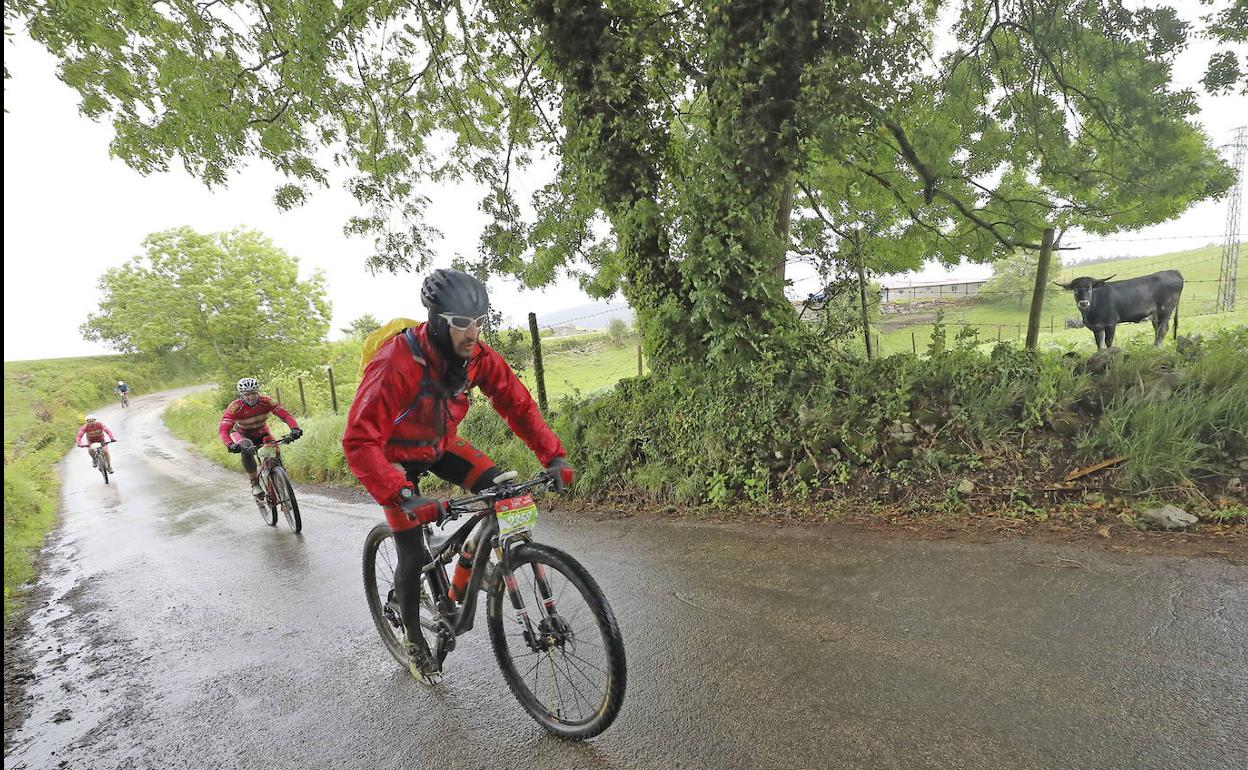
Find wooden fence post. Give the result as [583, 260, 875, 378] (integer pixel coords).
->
[297, 376, 307, 415]
[326, 366, 339, 414]
[527, 312, 548, 414]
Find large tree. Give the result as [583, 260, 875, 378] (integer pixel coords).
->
[12, 0, 1239, 363]
[82, 227, 331, 381]
[795, 1, 1236, 282]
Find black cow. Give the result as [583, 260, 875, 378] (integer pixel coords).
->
[1054, 270, 1184, 349]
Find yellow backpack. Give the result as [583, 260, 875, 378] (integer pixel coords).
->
[359, 318, 422, 372]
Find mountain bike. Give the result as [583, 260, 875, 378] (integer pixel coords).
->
[241, 434, 302, 532]
[85, 441, 114, 484]
[118, 391, 129, 408]
[362, 470, 626, 739]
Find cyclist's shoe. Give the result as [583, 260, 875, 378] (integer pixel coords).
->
[91, 458, 98, 468]
[107, 465, 115, 473]
[250, 481, 265, 499]
[400, 627, 441, 686]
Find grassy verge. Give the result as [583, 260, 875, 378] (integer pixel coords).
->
[3, 353, 202, 620]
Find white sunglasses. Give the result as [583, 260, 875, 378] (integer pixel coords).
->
[439, 313, 488, 331]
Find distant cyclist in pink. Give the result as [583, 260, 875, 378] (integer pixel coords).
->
[219, 377, 301, 498]
[76, 416, 117, 472]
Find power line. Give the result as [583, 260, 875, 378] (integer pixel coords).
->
[537, 306, 629, 330]
[1064, 233, 1223, 245]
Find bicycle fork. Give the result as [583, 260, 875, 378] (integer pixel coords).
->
[497, 543, 562, 653]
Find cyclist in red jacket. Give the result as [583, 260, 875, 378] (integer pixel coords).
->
[76, 416, 117, 472]
[219, 378, 302, 499]
[342, 268, 574, 683]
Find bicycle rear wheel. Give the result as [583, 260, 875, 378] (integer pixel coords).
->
[487, 542, 626, 739]
[362, 525, 442, 669]
[99, 454, 110, 485]
[270, 466, 301, 533]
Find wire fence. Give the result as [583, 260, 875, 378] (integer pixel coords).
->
[821, 306, 1239, 357]
[536, 306, 628, 332]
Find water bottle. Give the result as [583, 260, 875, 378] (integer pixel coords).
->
[448, 541, 475, 602]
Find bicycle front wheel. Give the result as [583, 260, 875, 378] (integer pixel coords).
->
[487, 542, 626, 739]
[270, 466, 301, 533]
[99, 456, 110, 485]
[257, 472, 277, 526]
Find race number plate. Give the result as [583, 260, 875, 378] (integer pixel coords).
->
[496, 494, 538, 538]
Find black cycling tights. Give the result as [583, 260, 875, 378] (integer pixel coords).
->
[392, 527, 432, 645]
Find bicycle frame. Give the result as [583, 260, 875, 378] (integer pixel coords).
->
[254, 442, 284, 474]
[419, 475, 552, 639]
[242, 437, 290, 483]
[421, 512, 500, 637]
[237, 436, 297, 509]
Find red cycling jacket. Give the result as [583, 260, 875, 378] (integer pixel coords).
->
[76, 422, 116, 446]
[218, 395, 299, 445]
[342, 323, 565, 506]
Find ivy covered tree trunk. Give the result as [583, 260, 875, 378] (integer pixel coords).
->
[529, 0, 688, 358]
[681, 0, 825, 362]
[774, 175, 795, 282]
[533, 0, 824, 364]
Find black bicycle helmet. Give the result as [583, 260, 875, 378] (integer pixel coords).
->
[422, 269, 489, 359]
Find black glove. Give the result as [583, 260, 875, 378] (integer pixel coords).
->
[546, 457, 575, 493]
[288, 428, 303, 440]
[227, 443, 242, 454]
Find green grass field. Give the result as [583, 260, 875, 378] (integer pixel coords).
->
[871, 244, 1246, 356]
[520, 339, 647, 399]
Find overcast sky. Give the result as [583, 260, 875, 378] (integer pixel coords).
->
[4, 9, 1245, 361]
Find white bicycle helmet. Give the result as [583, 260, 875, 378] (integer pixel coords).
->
[85, 415, 98, 422]
[236, 377, 260, 394]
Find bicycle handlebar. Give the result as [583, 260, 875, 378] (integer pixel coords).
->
[239, 433, 299, 454]
[445, 471, 554, 517]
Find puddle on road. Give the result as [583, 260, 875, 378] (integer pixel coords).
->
[4, 534, 150, 770]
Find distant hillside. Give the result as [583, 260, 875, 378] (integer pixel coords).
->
[1056, 242, 1240, 276]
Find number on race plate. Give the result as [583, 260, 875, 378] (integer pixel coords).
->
[495, 494, 538, 538]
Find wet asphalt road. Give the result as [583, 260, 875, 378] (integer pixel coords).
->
[4, 386, 1247, 769]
